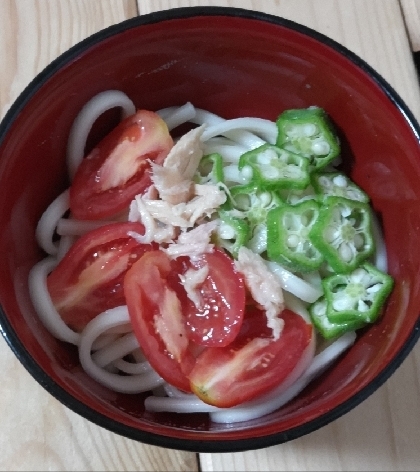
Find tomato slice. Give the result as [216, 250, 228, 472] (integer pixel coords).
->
[175, 250, 246, 347]
[188, 308, 314, 407]
[47, 222, 155, 332]
[124, 250, 195, 392]
[124, 248, 246, 391]
[69, 110, 173, 220]
[124, 248, 312, 406]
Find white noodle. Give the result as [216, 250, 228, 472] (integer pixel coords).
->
[35, 189, 70, 256]
[78, 306, 163, 393]
[209, 331, 356, 423]
[203, 143, 247, 164]
[31, 97, 389, 423]
[91, 325, 137, 351]
[145, 326, 316, 418]
[163, 383, 194, 398]
[145, 395, 219, 413]
[191, 108, 226, 126]
[28, 256, 80, 345]
[67, 90, 136, 179]
[91, 332, 120, 352]
[92, 332, 140, 367]
[113, 358, 152, 375]
[283, 291, 312, 324]
[193, 108, 270, 149]
[201, 117, 277, 147]
[157, 102, 196, 130]
[223, 164, 251, 185]
[266, 260, 323, 303]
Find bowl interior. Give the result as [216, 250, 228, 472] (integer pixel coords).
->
[1, 9, 420, 451]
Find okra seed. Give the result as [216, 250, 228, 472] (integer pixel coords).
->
[300, 215, 309, 226]
[256, 152, 273, 166]
[354, 233, 364, 249]
[366, 283, 382, 294]
[219, 223, 236, 240]
[259, 192, 272, 207]
[340, 206, 352, 218]
[332, 175, 347, 187]
[286, 125, 301, 138]
[332, 296, 354, 311]
[240, 165, 253, 181]
[262, 166, 281, 180]
[311, 141, 330, 155]
[302, 123, 318, 137]
[235, 194, 251, 210]
[287, 234, 300, 248]
[324, 225, 338, 242]
[357, 300, 370, 312]
[313, 302, 326, 317]
[339, 242, 353, 262]
[351, 268, 367, 283]
[318, 176, 330, 186]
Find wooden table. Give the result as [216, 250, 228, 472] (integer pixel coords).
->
[1, 1, 420, 470]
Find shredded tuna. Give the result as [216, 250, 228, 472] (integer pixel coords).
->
[149, 125, 205, 206]
[131, 183, 226, 234]
[128, 196, 177, 244]
[163, 125, 205, 179]
[164, 221, 218, 259]
[181, 184, 227, 225]
[234, 247, 285, 340]
[127, 122, 226, 246]
[150, 163, 193, 205]
[179, 265, 209, 309]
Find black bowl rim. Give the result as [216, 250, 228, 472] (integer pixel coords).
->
[1, 5, 420, 454]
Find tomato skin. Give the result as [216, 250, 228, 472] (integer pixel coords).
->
[124, 248, 247, 391]
[47, 222, 155, 332]
[70, 110, 173, 220]
[124, 250, 194, 392]
[174, 249, 246, 347]
[124, 248, 312, 406]
[188, 309, 314, 408]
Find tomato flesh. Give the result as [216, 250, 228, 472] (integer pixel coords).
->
[70, 110, 173, 220]
[124, 248, 246, 391]
[188, 308, 314, 407]
[124, 250, 194, 392]
[124, 248, 312, 406]
[173, 250, 246, 347]
[47, 222, 155, 332]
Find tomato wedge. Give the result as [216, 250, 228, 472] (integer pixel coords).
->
[174, 250, 246, 347]
[124, 250, 195, 391]
[47, 222, 155, 332]
[124, 249, 246, 391]
[69, 110, 173, 220]
[124, 248, 313, 406]
[188, 308, 314, 407]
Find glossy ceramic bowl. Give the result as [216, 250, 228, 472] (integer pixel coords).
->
[0, 7, 419, 453]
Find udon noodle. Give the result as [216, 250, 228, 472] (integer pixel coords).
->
[29, 90, 388, 423]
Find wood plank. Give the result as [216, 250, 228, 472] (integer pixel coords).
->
[136, 1, 420, 470]
[400, 0, 420, 51]
[2, 0, 420, 470]
[0, 1, 198, 471]
[140, 0, 420, 123]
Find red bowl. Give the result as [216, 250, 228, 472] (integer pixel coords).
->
[0, 7, 419, 452]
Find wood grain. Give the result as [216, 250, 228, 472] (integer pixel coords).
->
[0, 1, 198, 471]
[139, 0, 420, 470]
[1, 1, 420, 471]
[401, 0, 420, 51]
